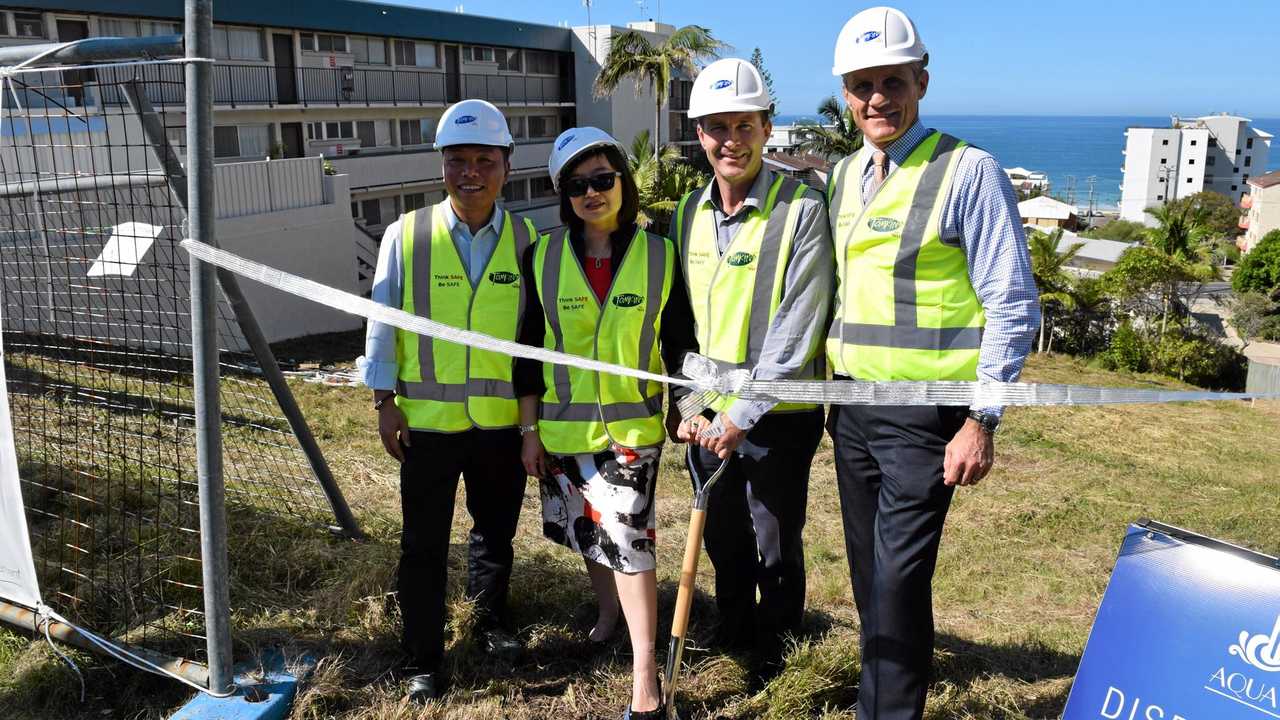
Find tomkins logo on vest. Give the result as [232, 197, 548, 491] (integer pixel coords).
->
[488, 271, 518, 285]
[612, 293, 644, 308]
[726, 251, 755, 267]
[867, 216, 902, 233]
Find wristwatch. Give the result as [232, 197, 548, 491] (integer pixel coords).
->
[373, 393, 395, 411]
[518, 423, 539, 436]
[966, 409, 1000, 434]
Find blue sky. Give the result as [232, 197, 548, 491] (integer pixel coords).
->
[401, 0, 1280, 118]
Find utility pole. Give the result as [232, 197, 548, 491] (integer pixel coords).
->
[1086, 175, 1098, 217]
[583, 0, 595, 58]
[1065, 174, 1077, 207]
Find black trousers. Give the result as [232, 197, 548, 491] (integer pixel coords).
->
[828, 403, 968, 720]
[692, 410, 823, 665]
[397, 427, 526, 671]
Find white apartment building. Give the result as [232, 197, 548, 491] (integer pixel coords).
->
[1119, 114, 1272, 224]
[572, 21, 697, 161]
[1240, 171, 1280, 254]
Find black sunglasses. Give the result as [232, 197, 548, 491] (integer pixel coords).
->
[564, 172, 621, 197]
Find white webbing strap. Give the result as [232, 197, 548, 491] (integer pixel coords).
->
[180, 240, 1280, 410]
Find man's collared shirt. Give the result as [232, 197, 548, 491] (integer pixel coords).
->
[691, 168, 834, 432]
[847, 120, 1040, 417]
[357, 201, 508, 391]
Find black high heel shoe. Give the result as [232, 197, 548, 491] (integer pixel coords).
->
[621, 673, 665, 720]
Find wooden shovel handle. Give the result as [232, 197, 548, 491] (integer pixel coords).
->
[670, 507, 706, 639]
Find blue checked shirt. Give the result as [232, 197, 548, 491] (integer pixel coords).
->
[851, 120, 1039, 417]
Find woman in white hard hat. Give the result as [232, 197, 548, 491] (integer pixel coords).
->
[513, 127, 697, 719]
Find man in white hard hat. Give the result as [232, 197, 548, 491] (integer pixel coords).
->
[673, 57, 833, 681]
[824, 7, 1039, 719]
[357, 98, 539, 704]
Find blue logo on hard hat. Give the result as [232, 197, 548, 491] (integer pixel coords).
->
[455, 115, 477, 125]
[556, 134, 576, 151]
[858, 30, 881, 43]
[712, 79, 732, 90]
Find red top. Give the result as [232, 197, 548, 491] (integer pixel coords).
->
[584, 256, 612, 304]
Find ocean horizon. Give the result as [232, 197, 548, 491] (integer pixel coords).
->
[772, 114, 1280, 210]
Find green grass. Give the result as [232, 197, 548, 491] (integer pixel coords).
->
[2, 352, 1278, 719]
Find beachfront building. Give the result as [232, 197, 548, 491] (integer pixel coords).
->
[1119, 114, 1273, 225]
[1005, 167, 1050, 196]
[1018, 195, 1079, 231]
[1240, 171, 1280, 254]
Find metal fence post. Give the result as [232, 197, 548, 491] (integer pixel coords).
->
[187, 0, 234, 696]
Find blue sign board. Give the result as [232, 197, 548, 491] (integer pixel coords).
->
[1064, 522, 1280, 720]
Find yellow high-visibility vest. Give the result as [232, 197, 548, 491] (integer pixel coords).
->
[533, 227, 673, 454]
[395, 201, 536, 431]
[673, 172, 820, 413]
[826, 132, 985, 381]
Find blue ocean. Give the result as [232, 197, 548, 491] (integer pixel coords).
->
[773, 115, 1280, 210]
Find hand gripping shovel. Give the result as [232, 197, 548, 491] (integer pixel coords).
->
[662, 442, 729, 719]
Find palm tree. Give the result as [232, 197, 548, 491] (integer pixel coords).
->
[1028, 228, 1083, 352]
[593, 26, 726, 169]
[1142, 202, 1220, 336]
[628, 130, 708, 230]
[792, 96, 863, 159]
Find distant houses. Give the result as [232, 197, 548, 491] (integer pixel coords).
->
[1119, 113, 1273, 225]
[1005, 166, 1050, 195]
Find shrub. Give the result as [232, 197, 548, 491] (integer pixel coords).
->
[1233, 230, 1280, 295]
[1148, 332, 1247, 390]
[1099, 321, 1148, 373]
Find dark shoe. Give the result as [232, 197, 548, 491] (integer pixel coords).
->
[622, 673, 665, 720]
[406, 673, 438, 705]
[481, 627, 523, 659]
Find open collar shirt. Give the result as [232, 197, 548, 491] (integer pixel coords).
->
[357, 201, 507, 391]
[692, 168, 834, 431]
[850, 120, 1040, 417]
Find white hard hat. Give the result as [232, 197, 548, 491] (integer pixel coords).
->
[547, 127, 625, 191]
[831, 6, 928, 76]
[434, 98, 514, 150]
[686, 58, 773, 120]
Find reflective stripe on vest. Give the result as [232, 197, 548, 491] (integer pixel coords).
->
[534, 227, 672, 454]
[826, 132, 986, 381]
[394, 201, 534, 431]
[673, 173, 820, 412]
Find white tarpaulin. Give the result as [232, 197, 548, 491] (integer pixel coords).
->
[0, 298, 41, 609]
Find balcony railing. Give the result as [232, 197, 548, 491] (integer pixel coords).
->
[93, 63, 571, 108]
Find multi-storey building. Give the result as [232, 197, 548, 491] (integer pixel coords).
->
[1119, 114, 1272, 224]
[1240, 171, 1280, 254]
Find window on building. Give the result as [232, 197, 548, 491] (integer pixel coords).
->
[1186, 177, 1193, 183]
[526, 50, 557, 75]
[403, 192, 427, 212]
[99, 18, 179, 37]
[359, 199, 384, 226]
[1208, 137, 1217, 147]
[1247, 137, 1254, 149]
[466, 45, 495, 62]
[394, 40, 437, 67]
[398, 118, 436, 146]
[507, 115, 525, 139]
[1161, 139, 1169, 146]
[212, 26, 265, 60]
[1235, 168, 1240, 174]
[497, 48, 523, 72]
[530, 177, 556, 200]
[300, 32, 347, 53]
[213, 125, 269, 158]
[356, 120, 380, 148]
[1189, 139, 1197, 146]
[351, 36, 388, 64]
[502, 179, 528, 203]
[1245, 156, 1252, 167]
[528, 115, 558, 139]
[1232, 185, 1238, 191]
[13, 11, 43, 38]
[1160, 158, 1167, 165]
[1156, 195, 1164, 201]
[1207, 156, 1215, 166]
[324, 121, 355, 139]
[1188, 159, 1195, 165]
[1236, 149, 1242, 155]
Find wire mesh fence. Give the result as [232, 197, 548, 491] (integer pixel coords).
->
[0, 66, 335, 663]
